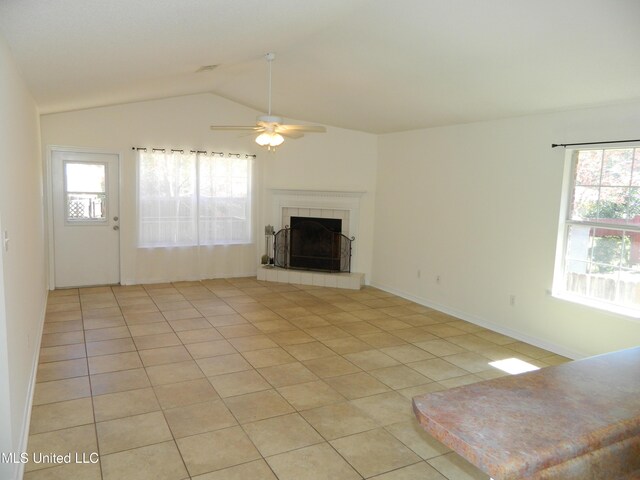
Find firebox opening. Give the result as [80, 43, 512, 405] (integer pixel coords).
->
[289, 217, 342, 271]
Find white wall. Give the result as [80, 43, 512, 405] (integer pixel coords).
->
[0, 32, 47, 479]
[0, 215, 11, 480]
[40, 94, 377, 285]
[373, 102, 640, 358]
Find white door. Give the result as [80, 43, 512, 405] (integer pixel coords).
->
[51, 149, 120, 287]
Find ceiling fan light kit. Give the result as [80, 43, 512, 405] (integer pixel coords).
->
[256, 132, 284, 149]
[210, 52, 326, 151]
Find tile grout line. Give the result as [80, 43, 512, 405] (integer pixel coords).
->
[29, 278, 560, 480]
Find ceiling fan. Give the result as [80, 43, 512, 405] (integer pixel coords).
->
[210, 52, 326, 151]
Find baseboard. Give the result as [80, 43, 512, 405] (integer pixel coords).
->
[199, 271, 259, 281]
[370, 281, 587, 361]
[122, 270, 259, 286]
[14, 289, 47, 480]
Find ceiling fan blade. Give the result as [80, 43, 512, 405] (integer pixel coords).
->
[278, 125, 326, 133]
[239, 129, 265, 138]
[278, 130, 304, 139]
[209, 125, 261, 131]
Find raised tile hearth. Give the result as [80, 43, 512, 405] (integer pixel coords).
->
[257, 266, 364, 290]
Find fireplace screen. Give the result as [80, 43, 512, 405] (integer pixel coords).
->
[273, 217, 354, 273]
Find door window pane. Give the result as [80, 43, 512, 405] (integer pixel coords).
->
[65, 162, 107, 221]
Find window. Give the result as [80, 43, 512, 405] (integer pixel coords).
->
[554, 147, 640, 315]
[137, 150, 252, 247]
[64, 161, 107, 222]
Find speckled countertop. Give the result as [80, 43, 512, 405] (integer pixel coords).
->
[413, 347, 640, 480]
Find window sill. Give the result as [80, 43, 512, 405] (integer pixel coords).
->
[552, 292, 640, 320]
[137, 242, 254, 249]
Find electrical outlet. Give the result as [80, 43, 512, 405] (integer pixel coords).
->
[509, 294, 516, 307]
[417, 269, 421, 278]
[3, 230, 8, 252]
[436, 275, 441, 284]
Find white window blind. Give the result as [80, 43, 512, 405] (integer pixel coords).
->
[137, 150, 252, 247]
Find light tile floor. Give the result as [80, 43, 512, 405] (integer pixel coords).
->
[26, 278, 570, 480]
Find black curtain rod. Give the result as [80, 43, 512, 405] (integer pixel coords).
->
[131, 147, 256, 158]
[551, 139, 640, 148]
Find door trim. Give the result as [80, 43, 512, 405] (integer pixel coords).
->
[46, 145, 123, 289]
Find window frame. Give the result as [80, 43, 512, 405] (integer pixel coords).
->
[553, 145, 640, 318]
[136, 151, 254, 248]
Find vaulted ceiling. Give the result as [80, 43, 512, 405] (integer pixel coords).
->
[1, 0, 639, 133]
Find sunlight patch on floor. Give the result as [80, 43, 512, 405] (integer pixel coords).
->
[489, 357, 540, 375]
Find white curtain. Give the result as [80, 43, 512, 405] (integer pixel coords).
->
[138, 150, 197, 247]
[198, 153, 252, 245]
[137, 150, 252, 247]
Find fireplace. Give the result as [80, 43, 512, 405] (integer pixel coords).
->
[273, 217, 354, 273]
[266, 188, 364, 275]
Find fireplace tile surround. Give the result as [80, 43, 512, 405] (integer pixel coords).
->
[282, 208, 350, 236]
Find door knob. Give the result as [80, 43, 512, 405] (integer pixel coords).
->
[113, 226, 119, 231]
[113, 216, 119, 221]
